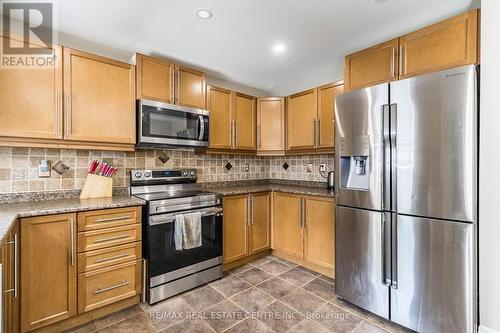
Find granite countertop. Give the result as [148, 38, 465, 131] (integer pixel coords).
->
[206, 184, 335, 198]
[0, 195, 146, 240]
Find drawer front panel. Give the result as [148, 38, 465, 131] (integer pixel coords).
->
[78, 224, 141, 253]
[78, 260, 141, 313]
[78, 242, 141, 273]
[78, 207, 141, 232]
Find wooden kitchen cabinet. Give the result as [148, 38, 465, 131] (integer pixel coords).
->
[272, 193, 304, 259]
[175, 65, 206, 109]
[234, 92, 257, 150]
[207, 85, 233, 150]
[136, 53, 175, 103]
[63, 47, 136, 145]
[223, 195, 249, 263]
[0, 36, 63, 141]
[20, 213, 77, 332]
[2, 220, 20, 333]
[248, 192, 271, 255]
[305, 196, 335, 270]
[317, 81, 343, 149]
[399, 10, 478, 79]
[344, 38, 399, 91]
[287, 89, 318, 151]
[257, 97, 286, 156]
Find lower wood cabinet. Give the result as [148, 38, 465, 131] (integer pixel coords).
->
[272, 192, 335, 271]
[20, 213, 77, 333]
[223, 192, 271, 264]
[2, 220, 20, 333]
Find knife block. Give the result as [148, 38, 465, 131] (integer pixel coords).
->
[79, 173, 113, 199]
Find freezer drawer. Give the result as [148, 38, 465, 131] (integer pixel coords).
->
[391, 65, 477, 222]
[390, 215, 476, 333]
[335, 206, 389, 319]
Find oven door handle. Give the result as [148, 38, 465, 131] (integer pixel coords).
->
[149, 207, 223, 226]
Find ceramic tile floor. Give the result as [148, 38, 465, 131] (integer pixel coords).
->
[66, 255, 412, 333]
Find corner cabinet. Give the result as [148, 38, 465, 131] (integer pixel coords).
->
[20, 213, 77, 333]
[63, 48, 136, 145]
[287, 89, 318, 151]
[344, 9, 479, 91]
[234, 92, 257, 151]
[256, 97, 286, 156]
[223, 193, 271, 264]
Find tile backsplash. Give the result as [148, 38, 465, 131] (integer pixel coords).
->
[0, 147, 334, 194]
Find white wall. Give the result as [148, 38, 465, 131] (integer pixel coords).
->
[479, 1, 500, 332]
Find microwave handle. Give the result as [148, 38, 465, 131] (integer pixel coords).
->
[198, 115, 205, 141]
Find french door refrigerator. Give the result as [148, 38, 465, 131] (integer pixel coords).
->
[334, 65, 478, 333]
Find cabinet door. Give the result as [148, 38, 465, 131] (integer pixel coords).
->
[249, 192, 271, 255]
[63, 48, 136, 144]
[272, 193, 304, 259]
[20, 213, 77, 332]
[223, 195, 249, 263]
[207, 85, 233, 149]
[344, 38, 399, 91]
[287, 88, 318, 151]
[256, 97, 285, 155]
[317, 82, 343, 149]
[305, 197, 335, 270]
[2, 220, 20, 333]
[175, 65, 206, 109]
[136, 53, 174, 103]
[234, 92, 256, 150]
[400, 10, 478, 79]
[0, 36, 63, 140]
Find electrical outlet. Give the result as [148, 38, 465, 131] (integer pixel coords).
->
[38, 160, 51, 178]
[245, 163, 249, 172]
[307, 163, 313, 172]
[320, 163, 326, 172]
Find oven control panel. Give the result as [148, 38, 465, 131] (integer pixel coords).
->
[131, 169, 197, 183]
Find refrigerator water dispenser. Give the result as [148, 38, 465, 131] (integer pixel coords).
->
[339, 135, 370, 190]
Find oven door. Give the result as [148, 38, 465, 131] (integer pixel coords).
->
[146, 206, 223, 287]
[137, 99, 209, 148]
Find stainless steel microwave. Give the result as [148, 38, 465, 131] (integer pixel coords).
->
[136, 99, 209, 149]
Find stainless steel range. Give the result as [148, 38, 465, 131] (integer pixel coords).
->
[130, 169, 223, 304]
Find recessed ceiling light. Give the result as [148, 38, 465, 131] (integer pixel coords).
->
[272, 43, 286, 54]
[196, 9, 213, 20]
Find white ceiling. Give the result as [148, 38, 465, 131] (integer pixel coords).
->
[56, 0, 476, 96]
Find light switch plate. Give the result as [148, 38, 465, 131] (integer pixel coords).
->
[320, 163, 326, 172]
[307, 163, 313, 172]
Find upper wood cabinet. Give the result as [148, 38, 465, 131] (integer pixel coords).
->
[2, 220, 20, 333]
[272, 192, 304, 259]
[344, 10, 479, 90]
[257, 97, 286, 156]
[20, 213, 77, 333]
[344, 38, 399, 91]
[304, 196, 335, 270]
[136, 53, 175, 103]
[234, 92, 257, 150]
[287, 88, 318, 151]
[176, 65, 206, 109]
[63, 48, 136, 145]
[399, 10, 478, 79]
[223, 195, 249, 263]
[249, 192, 271, 255]
[0, 36, 63, 140]
[207, 85, 233, 150]
[317, 82, 343, 149]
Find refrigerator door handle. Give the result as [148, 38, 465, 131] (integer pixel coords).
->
[381, 212, 391, 287]
[391, 212, 398, 289]
[382, 104, 391, 211]
[390, 103, 397, 211]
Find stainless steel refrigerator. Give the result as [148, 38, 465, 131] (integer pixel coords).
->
[334, 65, 478, 333]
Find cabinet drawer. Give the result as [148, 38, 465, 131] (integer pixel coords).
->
[78, 207, 141, 232]
[78, 242, 141, 273]
[78, 259, 141, 313]
[78, 224, 141, 253]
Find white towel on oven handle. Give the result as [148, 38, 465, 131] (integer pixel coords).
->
[174, 212, 202, 250]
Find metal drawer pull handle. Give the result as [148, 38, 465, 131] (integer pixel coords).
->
[94, 234, 130, 243]
[94, 253, 129, 263]
[95, 216, 130, 223]
[93, 280, 130, 294]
